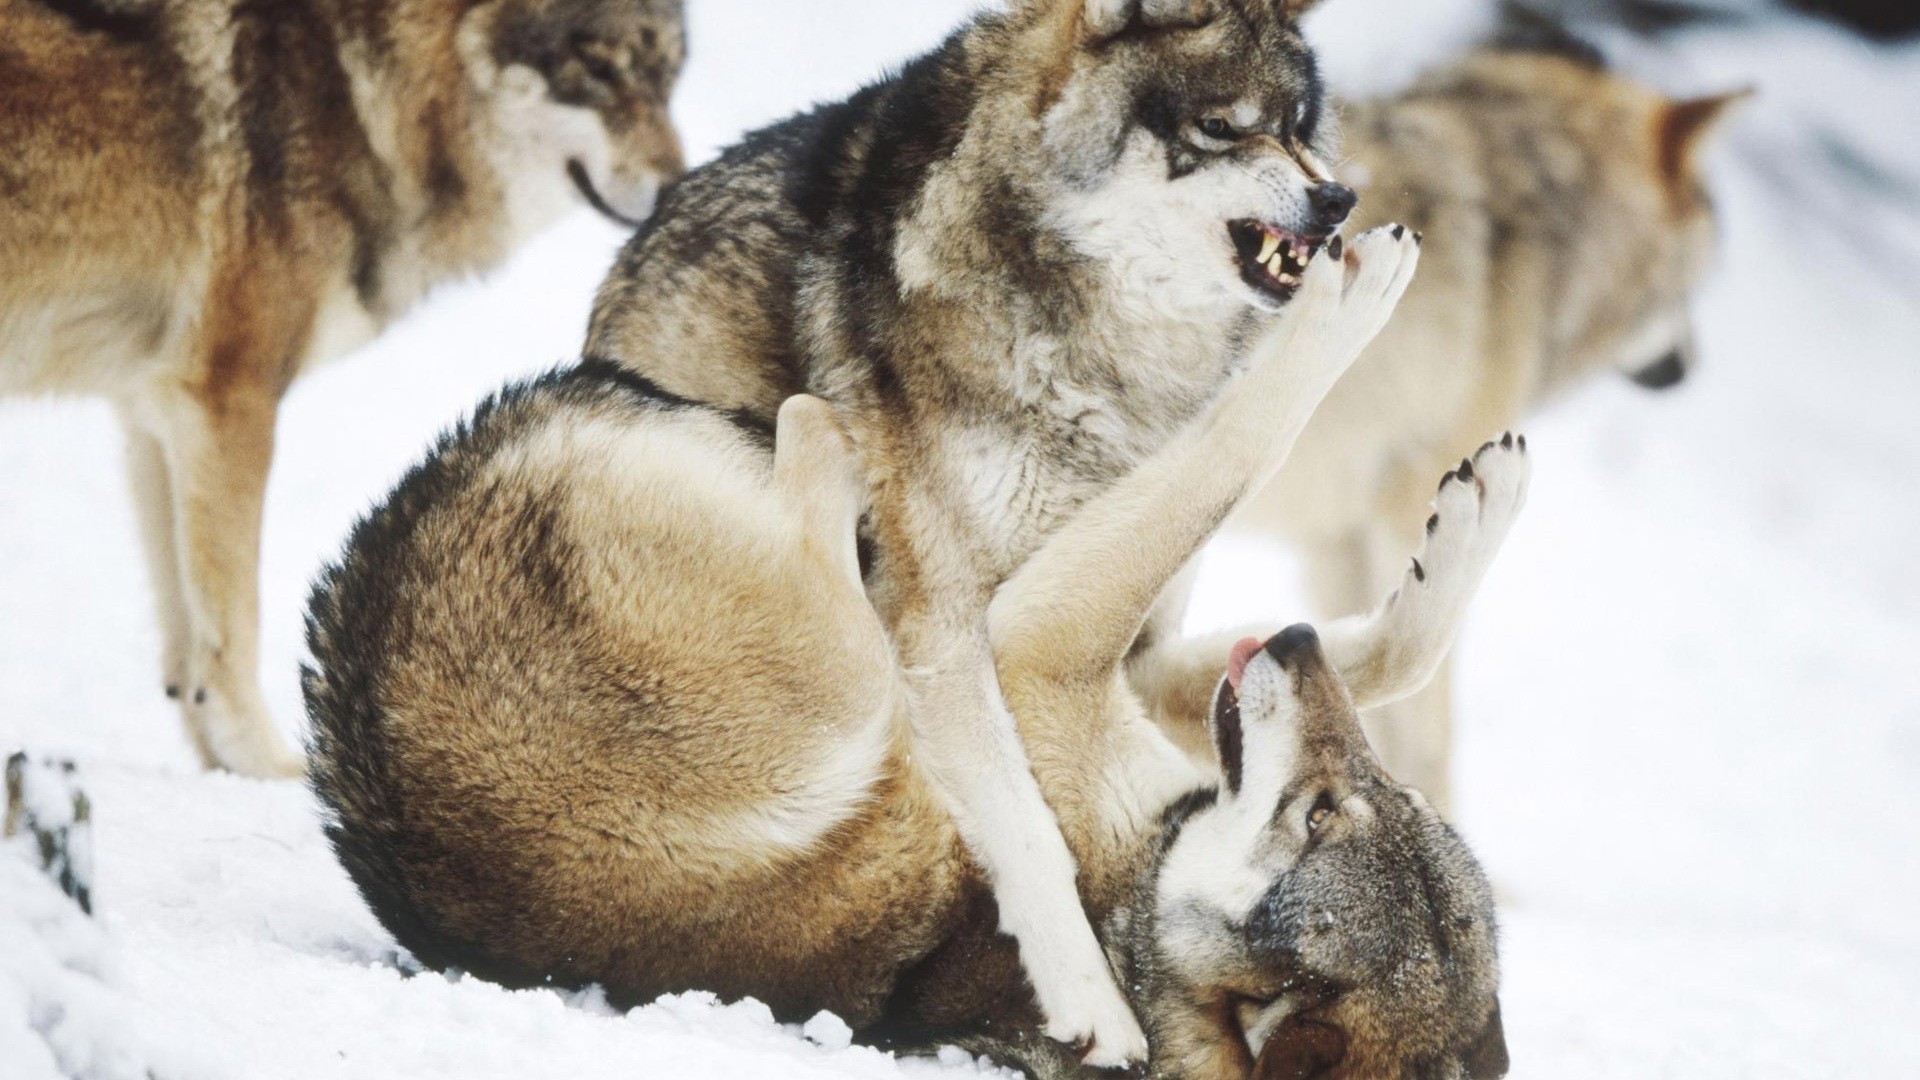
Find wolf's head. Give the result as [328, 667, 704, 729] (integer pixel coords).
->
[1002, 0, 1354, 314]
[1453, 53, 1746, 396]
[460, 0, 686, 225]
[1135, 626, 1505, 1080]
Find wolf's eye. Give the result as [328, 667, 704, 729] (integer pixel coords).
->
[1196, 116, 1238, 142]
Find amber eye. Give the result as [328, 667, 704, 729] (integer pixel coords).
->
[1197, 116, 1238, 141]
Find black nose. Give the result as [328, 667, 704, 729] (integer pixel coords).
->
[1630, 349, 1688, 390]
[1263, 623, 1321, 669]
[1308, 182, 1357, 229]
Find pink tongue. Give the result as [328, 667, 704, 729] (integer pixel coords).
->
[1227, 637, 1263, 690]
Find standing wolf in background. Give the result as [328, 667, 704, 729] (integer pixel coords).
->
[305, 232, 1520, 1078]
[0, 0, 685, 777]
[1131, 45, 1747, 809]
[580, 0, 1378, 1063]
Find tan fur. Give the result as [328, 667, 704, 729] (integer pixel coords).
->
[311, 228, 1524, 1080]
[0, 0, 684, 776]
[1129, 50, 1742, 809]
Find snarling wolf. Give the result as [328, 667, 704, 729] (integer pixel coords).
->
[1135, 45, 1746, 809]
[306, 225, 1523, 1077]
[562, 0, 1394, 1060]
[0, 0, 685, 776]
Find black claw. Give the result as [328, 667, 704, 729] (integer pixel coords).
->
[1391, 224, 1406, 240]
[1517, 434, 1527, 451]
[1501, 431, 1514, 449]
[1427, 513, 1440, 535]
[1328, 235, 1343, 260]
[165, 684, 181, 700]
[1439, 471, 1455, 493]
[1479, 439, 1497, 456]
[192, 687, 206, 705]
[1411, 557, 1426, 582]
[1457, 457, 1475, 482]
[1413, 230, 1424, 244]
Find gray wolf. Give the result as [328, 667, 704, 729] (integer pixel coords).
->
[0, 0, 686, 776]
[575, 0, 1387, 1060]
[304, 230, 1523, 1077]
[1134, 45, 1747, 809]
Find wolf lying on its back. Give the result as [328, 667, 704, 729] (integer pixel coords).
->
[306, 234, 1522, 1078]
[1134, 45, 1746, 808]
[573, 0, 1375, 1059]
[0, 0, 684, 776]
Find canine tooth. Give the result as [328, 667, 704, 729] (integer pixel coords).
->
[1267, 252, 1285, 275]
[1257, 232, 1281, 264]
[1277, 272, 1299, 285]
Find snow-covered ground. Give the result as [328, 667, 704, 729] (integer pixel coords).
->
[4, 1, 1918, 1076]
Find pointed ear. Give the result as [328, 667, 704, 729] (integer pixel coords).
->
[1082, 0, 1216, 40]
[1463, 999, 1510, 1079]
[1656, 87, 1753, 186]
[1252, 1018, 1347, 1080]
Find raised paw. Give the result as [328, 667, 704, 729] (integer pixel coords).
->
[1402, 433, 1531, 607]
[1275, 224, 1422, 393]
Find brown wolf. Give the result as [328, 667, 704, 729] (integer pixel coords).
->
[0, 0, 686, 776]
[304, 230, 1522, 1077]
[572, 0, 1396, 1059]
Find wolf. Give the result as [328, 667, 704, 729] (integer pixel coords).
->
[568, 0, 1386, 1060]
[0, 0, 686, 777]
[1131, 45, 1747, 809]
[305, 226, 1522, 1077]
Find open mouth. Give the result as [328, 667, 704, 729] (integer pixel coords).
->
[1228, 219, 1329, 302]
[567, 158, 647, 229]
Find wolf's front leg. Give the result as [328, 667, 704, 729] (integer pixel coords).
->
[1319, 434, 1531, 709]
[892, 603, 1149, 1068]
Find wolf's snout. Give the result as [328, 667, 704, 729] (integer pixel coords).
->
[1630, 348, 1688, 389]
[1263, 623, 1322, 670]
[1307, 182, 1357, 231]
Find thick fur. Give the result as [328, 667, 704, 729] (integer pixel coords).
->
[0, 0, 685, 776]
[1131, 47, 1744, 809]
[306, 225, 1518, 1078]
[576, 0, 1380, 1060]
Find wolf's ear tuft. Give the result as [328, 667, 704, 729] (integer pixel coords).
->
[1251, 1018, 1346, 1080]
[1655, 88, 1753, 186]
[1462, 999, 1510, 1079]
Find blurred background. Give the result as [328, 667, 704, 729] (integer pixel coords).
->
[2, 1, 1916, 1076]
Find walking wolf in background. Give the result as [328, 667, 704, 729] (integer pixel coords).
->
[569, 0, 1397, 1061]
[0, 0, 685, 776]
[305, 231, 1524, 1078]
[1133, 44, 1747, 809]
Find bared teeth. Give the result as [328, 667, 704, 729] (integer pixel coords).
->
[1257, 232, 1281, 264]
[1266, 251, 1285, 276]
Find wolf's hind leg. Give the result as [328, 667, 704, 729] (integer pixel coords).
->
[117, 409, 194, 717]
[141, 379, 303, 778]
[1320, 434, 1530, 710]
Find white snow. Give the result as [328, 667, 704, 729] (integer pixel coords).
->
[3, 1, 1918, 1076]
